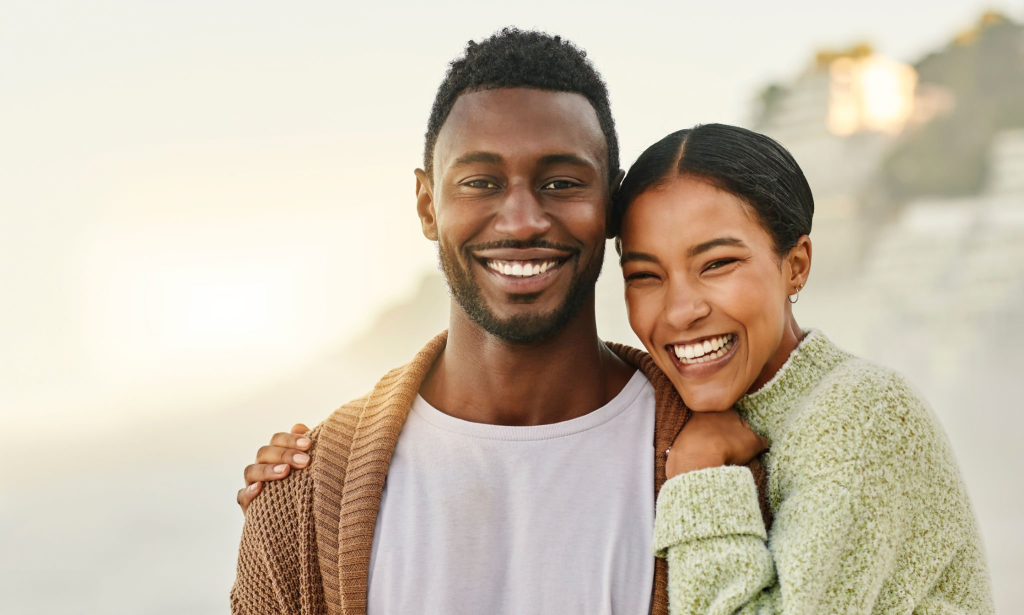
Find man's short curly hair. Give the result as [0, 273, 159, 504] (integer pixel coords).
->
[424, 27, 619, 184]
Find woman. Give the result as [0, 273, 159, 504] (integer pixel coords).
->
[240, 124, 993, 613]
[613, 124, 993, 612]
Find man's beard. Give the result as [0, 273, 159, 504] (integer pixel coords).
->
[437, 238, 603, 343]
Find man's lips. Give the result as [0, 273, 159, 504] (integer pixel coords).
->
[475, 253, 572, 294]
[473, 247, 573, 261]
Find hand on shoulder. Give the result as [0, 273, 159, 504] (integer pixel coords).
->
[237, 423, 312, 512]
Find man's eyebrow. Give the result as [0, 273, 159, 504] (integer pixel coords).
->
[619, 251, 660, 267]
[537, 153, 598, 171]
[688, 237, 747, 257]
[451, 151, 504, 169]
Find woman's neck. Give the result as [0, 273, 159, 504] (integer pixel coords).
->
[747, 313, 805, 395]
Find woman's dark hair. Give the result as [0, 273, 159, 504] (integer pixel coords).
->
[611, 124, 813, 257]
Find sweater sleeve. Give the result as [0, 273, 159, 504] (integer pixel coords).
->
[653, 396, 917, 615]
[231, 460, 323, 615]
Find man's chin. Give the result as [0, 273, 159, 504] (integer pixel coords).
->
[440, 242, 601, 344]
[470, 308, 573, 344]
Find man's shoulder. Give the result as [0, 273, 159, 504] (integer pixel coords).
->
[314, 361, 419, 434]
[311, 332, 446, 457]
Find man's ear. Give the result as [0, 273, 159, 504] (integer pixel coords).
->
[786, 235, 812, 290]
[414, 168, 438, 241]
[605, 168, 626, 239]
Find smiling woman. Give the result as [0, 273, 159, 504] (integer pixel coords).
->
[615, 125, 813, 412]
[611, 123, 994, 613]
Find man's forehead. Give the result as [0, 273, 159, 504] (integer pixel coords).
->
[433, 88, 607, 174]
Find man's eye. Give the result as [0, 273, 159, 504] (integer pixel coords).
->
[541, 180, 579, 190]
[465, 179, 499, 189]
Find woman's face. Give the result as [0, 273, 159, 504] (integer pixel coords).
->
[619, 177, 805, 412]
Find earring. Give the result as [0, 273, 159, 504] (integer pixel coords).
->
[788, 284, 803, 304]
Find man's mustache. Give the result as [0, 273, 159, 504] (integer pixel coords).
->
[465, 239, 580, 255]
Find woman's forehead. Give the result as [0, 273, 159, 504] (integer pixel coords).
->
[622, 179, 761, 243]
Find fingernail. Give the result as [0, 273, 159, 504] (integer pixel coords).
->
[274, 464, 288, 474]
[295, 453, 310, 465]
[248, 483, 260, 492]
[297, 438, 310, 448]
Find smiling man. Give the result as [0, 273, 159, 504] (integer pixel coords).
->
[230, 28, 765, 615]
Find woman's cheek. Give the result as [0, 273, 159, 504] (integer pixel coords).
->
[625, 287, 660, 355]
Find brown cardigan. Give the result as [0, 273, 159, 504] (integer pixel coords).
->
[231, 331, 769, 614]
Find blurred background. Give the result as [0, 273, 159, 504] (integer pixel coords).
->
[3, 1, 1023, 612]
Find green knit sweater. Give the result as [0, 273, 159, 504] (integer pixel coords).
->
[653, 330, 993, 614]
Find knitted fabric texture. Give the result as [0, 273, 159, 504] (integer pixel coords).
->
[230, 330, 770, 615]
[653, 329, 994, 614]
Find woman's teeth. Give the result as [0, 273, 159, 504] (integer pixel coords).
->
[486, 259, 559, 277]
[673, 334, 735, 364]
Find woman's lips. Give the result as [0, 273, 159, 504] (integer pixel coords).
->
[665, 333, 739, 378]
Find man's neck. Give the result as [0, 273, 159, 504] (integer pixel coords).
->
[419, 297, 635, 426]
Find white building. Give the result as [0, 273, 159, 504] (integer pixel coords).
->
[754, 47, 920, 282]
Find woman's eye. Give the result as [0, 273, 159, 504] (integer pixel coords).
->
[703, 258, 738, 272]
[541, 180, 579, 190]
[624, 272, 657, 283]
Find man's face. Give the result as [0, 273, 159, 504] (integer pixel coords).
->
[416, 88, 613, 343]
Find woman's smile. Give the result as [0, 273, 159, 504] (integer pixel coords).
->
[620, 176, 795, 412]
[665, 332, 740, 378]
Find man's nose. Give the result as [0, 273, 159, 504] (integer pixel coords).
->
[663, 278, 711, 329]
[493, 183, 551, 240]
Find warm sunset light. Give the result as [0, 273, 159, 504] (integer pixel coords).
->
[828, 54, 917, 136]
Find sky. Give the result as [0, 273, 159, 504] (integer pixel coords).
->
[4, 0, 1022, 440]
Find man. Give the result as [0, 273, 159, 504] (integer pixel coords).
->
[231, 28, 766, 615]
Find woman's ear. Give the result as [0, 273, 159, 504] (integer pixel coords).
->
[786, 235, 812, 291]
[414, 168, 438, 241]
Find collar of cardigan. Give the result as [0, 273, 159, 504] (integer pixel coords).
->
[735, 329, 851, 441]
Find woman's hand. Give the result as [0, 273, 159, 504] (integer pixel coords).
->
[236, 423, 311, 512]
[666, 410, 768, 480]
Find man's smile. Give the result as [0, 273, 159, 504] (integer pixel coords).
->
[475, 255, 572, 295]
[484, 258, 561, 277]
[470, 246, 574, 295]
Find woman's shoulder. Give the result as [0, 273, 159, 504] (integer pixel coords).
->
[799, 354, 941, 454]
[816, 354, 922, 411]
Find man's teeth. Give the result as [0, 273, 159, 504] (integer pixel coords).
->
[486, 259, 559, 277]
[673, 334, 735, 364]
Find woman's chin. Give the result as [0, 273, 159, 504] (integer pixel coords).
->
[678, 388, 739, 413]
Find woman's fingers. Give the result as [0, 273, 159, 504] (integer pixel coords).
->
[267, 432, 312, 452]
[737, 414, 769, 459]
[256, 442, 311, 469]
[244, 461, 293, 486]
[754, 433, 770, 455]
[238, 424, 311, 514]
[237, 481, 262, 513]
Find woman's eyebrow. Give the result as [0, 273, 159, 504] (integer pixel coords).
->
[619, 251, 659, 266]
[688, 237, 746, 257]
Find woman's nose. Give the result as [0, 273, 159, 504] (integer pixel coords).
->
[663, 279, 711, 329]
[493, 184, 551, 240]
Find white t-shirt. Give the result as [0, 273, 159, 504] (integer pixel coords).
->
[367, 371, 656, 615]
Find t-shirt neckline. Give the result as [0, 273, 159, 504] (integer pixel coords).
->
[411, 370, 650, 442]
